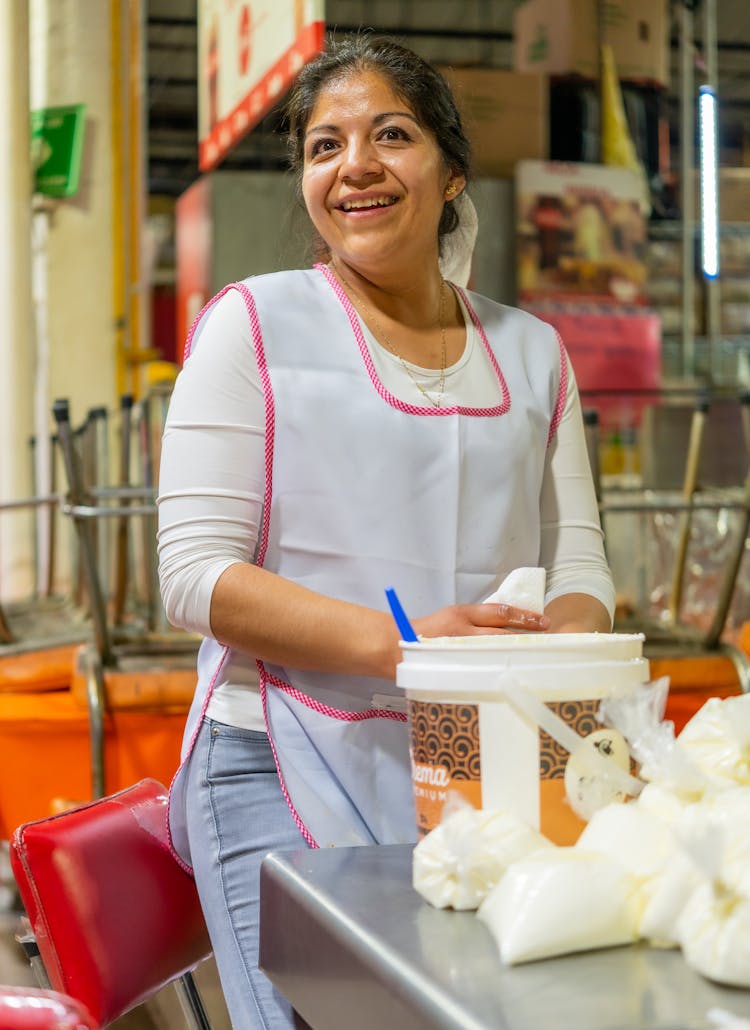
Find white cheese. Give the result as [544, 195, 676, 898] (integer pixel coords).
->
[478, 848, 640, 964]
[412, 806, 550, 911]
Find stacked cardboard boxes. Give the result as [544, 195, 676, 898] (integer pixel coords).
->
[508, 0, 669, 462]
[437, 67, 548, 178]
[514, 0, 669, 86]
[436, 0, 670, 181]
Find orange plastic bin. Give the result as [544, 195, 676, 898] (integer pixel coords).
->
[654, 654, 743, 735]
[0, 644, 79, 693]
[0, 690, 189, 839]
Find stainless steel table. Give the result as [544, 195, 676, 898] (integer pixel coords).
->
[259, 844, 750, 1030]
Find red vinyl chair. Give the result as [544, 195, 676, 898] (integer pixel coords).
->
[0, 986, 97, 1029]
[9, 779, 213, 1028]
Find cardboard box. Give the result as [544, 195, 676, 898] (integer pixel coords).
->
[439, 67, 548, 178]
[514, 0, 669, 87]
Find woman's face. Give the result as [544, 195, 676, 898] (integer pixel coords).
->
[301, 69, 464, 278]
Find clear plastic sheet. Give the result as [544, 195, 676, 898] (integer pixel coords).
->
[604, 489, 750, 640]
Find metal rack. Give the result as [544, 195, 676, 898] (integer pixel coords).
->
[585, 387, 750, 692]
[47, 396, 199, 799]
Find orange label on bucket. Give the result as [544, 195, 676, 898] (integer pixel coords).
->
[409, 700, 482, 837]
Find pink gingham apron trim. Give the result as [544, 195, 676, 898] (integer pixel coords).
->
[316, 263, 511, 418]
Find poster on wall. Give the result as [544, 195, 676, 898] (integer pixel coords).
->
[516, 160, 649, 306]
[198, 0, 325, 171]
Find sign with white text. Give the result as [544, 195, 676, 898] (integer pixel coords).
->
[198, 0, 325, 171]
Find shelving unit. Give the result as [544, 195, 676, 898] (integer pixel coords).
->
[647, 219, 750, 383]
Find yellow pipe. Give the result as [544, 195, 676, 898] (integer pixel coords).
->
[111, 0, 128, 400]
[128, 0, 144, 399]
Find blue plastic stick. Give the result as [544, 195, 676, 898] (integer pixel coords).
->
[385, 587, 419, 643]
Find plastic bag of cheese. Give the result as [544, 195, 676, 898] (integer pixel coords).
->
[477, 848, 641, 964]
[412, 802, 551, 911]
[639, 849, 704, 948]
[630, 787, 750, 950]
[680, 788, 750, 898]
[677, 695, 750, 791]
[636, 782, 689, 826]
[576, 798, 675, 880]
[598, 679, 707, 800]
[574, 802, 693, 948]
[629, 782, 702, 945]
[677, 878, 750, 988]
[673, 805, 750, 988]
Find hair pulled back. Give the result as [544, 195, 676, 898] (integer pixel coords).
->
[285, 33, 472, 242]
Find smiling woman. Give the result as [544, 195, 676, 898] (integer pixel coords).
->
[300, 69, 461, 350]
[156, 32, 615, 1030]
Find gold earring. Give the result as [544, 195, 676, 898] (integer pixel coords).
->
[445, 183, 458, 199]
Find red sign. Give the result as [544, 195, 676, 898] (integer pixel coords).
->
[175, 176, 212, 361]
[524, 301, 662, 429]
[198, 1, 325, 172]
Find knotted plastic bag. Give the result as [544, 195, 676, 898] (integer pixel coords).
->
[412, 799, 550, 911]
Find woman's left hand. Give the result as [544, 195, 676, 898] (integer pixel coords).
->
[413, 602, 550, 641]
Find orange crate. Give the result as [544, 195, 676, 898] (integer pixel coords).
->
[0, 644, 78, 693]
[653, 655, 742, 735]
[0, 690, 189, 839]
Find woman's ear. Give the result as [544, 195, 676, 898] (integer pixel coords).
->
[444, 176, 467, 201]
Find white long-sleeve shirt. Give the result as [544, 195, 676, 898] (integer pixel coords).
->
[158, 286, 615, 731]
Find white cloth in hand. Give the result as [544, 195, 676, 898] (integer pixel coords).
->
[483, 567, 546, 614]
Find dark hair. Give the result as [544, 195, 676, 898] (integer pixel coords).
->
[285, 33, 472, 243]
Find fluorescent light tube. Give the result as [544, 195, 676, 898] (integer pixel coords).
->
[699, 85, 719, 279]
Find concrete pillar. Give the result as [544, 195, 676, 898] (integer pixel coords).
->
[0, 0, 35, 599]
[29, 0, 117, 423]
[26, 0, 124, 596]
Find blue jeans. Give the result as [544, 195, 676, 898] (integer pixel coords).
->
[185, 718, 308, 1029]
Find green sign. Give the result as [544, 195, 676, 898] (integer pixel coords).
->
[30, 104, 86, 198]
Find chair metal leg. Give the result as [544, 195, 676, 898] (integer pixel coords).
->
[137, 399, 161, 633]
[113, 395, 134, 627]
[705, 392, 750, 649]
[80, 646, 107, 798]
[53, 399, 114, 667]
[0, 601, 14, 643]
[15, 923, 52, 990]
[668, 394, 709, 624]
[718, 642, 750, 696]
[174, 971, 213, 1030]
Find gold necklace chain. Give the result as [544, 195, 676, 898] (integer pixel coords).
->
[332, 264, 448, 408]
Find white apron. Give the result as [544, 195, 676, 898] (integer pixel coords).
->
[167, 265, 566, 862]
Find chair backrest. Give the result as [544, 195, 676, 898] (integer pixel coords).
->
[639, 396, 749, 490]
[9, 778, 212, 1028]
[0, 985, 98, 1029]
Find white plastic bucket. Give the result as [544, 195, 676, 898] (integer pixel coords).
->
[396, 632, 649, 845]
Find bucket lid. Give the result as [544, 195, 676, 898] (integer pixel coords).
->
[399, 631, 644, 662]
